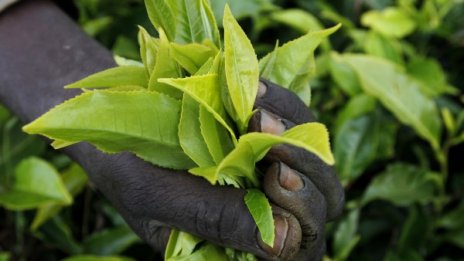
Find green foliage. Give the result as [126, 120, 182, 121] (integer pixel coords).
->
[1, 0, 463, 260]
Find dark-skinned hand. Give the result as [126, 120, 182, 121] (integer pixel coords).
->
[0, 1, 344, 260]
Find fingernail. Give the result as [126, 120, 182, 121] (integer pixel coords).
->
[272, 214, 289, 255]
[279, 163, 304, 191]
[261, 110, 285, 135]
[257, 81, 267, 98]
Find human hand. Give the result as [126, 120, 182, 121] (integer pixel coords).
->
[0, 1, 344, 259]
[65, 79, 344, 261]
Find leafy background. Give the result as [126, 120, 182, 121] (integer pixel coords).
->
[0, 0, 463, 260]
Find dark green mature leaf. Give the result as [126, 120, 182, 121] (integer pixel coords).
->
[138, 26, 159, 74]
[145, 0, 176, 40]
[333, 209, 360, 261]
[179, 95, 215, 167]
[223, 5, 260, 133]
[329, 52, 362, 97]
[361, 7, 416, 38]
[171, 0, 221, 47]
[0, 252, 10, 261]
[23, 91, 194, 170]
[36, 216, 82, 254]
[170, 42, 216, 75]
[362, 163, 440, 206]
[244, 189, 274, 246]
[259, 24, 340, 94]
[62, 256, 135, 261]
[335, 113, 396, 184]
[334, 94, 376, 133]
[148, 29, 184, 99]
[0, 157, 72, 210]
[343, 54, 442, 150]
[83, 226, 140, 255]
[31, 164, 88, 230]
[398, 206, 430, 252]
[407, 56, 458, 97]
[65, 66, 148, 89]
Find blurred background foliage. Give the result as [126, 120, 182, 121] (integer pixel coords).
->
[1, 0, 464, 260]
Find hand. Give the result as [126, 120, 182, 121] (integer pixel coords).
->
[0, 1, 344, 260]
[64, 79, 344, 261]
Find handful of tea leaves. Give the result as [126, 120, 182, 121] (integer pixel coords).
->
[23, 0, 339, 259]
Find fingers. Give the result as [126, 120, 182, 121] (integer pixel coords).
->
[263, 163, 327, 261]
[248, 108, 345, 220]
[255, 79, 316, 124]
[65, 143, 296, 260]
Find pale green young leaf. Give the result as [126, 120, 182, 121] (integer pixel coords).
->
[179, 95, 215, 167]
[287, 54, 314, 106]
[259, 24, 340, 89]
[170, 42, 216, 75]
[199, 106, 234, 164]
[191, 123, 334, 186]
[23, 91, 194, 169]
[244, 189, 274, 246]
[361, 7, 416, 38]
[260, 41, 279, 80]
[148, 29, 184, 99]
[113, 55, 144, 67]
[65, 66, 148, 89]
[343, 54, 442, 150]
[159, 74, 237, 142]
[31, 164, 88, 230]
[138, 26, 159, 74]
[51, 140, 77, 149]
[165, 230, 203, 259]
[223, 5, 260, 133]
[0, 157, 72, 210]
[144, 0, 176, 40]
[441, 108, 456, 135]
[171, 0, 221, 47]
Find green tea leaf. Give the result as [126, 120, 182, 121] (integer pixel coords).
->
[159, 74, 237, 142]
[244, 189, 274, 246]
[83, 226, 140, 255]
[0, 157, 72, 210]
[23, 91, 194, 169]
[259, 24, 340, 89]
[144, 0, 176, 40]
[62, 256, 135, 261]
[270, 9, 323, 33]
[333, 209, 360, 261]
[171, 0, 221, 47]
[199, 106, 234, 164]
[138, 26, 159, 74]
[334, 94, 376, 133]
[343, 54, 442, 150]
[166, 230, 203, 258]
[362, 163, 440, 206]
[363, 31, 403, 64]
[170, 42, 216, 75]
[287, 54, 314, 106]
[335, 113, 396, 185]
[191, 123, 334, 186]
[361, 7, 416, 38]
[148, 29, 184, 99]
[65, 66, 148, 89]
[329, 52, 362, 97]
[179, 95, 215, 167]
[31, 164, 88, 230]
[223, 5, 260, 133]
[407, 56, 458, 97]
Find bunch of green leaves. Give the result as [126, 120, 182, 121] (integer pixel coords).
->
[23, 0, 339, 259]
[245, 0, 464, 260]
